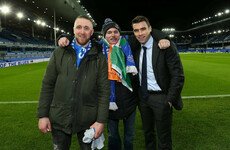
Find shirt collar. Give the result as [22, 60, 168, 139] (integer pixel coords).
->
[141, 35, 153, 50]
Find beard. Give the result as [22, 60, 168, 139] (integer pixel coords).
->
[75, 37, 90, 46]
[75, 36, 91, 46]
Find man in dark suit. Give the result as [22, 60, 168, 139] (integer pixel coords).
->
[130, 16, 185, 150]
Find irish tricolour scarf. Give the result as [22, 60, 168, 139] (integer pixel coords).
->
[102, 36, 138, 110]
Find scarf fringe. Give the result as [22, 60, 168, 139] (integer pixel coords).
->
[112, 64, 133, 92]
[126, 66, 138, 75]
[109, 102, 118, 111]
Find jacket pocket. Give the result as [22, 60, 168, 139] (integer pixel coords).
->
[81, 105, 97, 127]
[49, 104, 72, 129]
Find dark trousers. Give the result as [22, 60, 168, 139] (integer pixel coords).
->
[51, 129, 92, 150]
[108, 110, 136, 150]
[138, 93, 172, 150]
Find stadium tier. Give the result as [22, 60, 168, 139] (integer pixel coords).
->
[0, 29, 55, 64]
[0, 29, 55, 46]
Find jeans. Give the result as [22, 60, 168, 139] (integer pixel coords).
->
[51, 129, 91, 150]
[108, 110, 136, 150]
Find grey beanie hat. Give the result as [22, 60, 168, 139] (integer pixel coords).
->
[102, 18, 121, 37]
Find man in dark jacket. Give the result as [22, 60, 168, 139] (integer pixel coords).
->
[131, 16, 184, 150]
[100, 18, 138, 150]
[36, 15, 110, 150]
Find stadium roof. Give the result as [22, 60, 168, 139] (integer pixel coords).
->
[1, 0, 230, 35]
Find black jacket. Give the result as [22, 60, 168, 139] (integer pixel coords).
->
[132, 32, 184, 110]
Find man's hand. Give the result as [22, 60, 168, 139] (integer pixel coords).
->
[90, 122, 104, 139]
[58, 37, 70, 47]
[38, 117, 52, 134]
[168, 101, 172, 108]
[158, 39, 170, 49]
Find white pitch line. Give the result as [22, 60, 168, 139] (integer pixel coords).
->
[182, 94, 230, 99]
[0, 101, 38, 104]
[0, 94, 230, 104]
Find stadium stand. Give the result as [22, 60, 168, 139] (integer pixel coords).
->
[173, 30, 230, 53]
[0, 29, 55, 63]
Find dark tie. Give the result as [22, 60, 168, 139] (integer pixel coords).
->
[141, 46, 148, 99]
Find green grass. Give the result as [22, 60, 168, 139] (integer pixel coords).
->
[0, 53, 230, 149]
[0, 62, 47, 102]
[181, 53, 230, 96]
[180, 53, 230, 96]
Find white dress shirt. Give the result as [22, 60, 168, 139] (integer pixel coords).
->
[139, 36, 161, 91]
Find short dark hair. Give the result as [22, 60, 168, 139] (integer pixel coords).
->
[131, 16, 151, 27]
[74, 15, 93, 27]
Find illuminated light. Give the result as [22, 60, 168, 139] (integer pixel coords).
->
[41, 22, 46, 26]
[225, 9, 230, 14]
[0, 5, 10, 14]
[98, 35, 102, 39]
[217, 12, 222, 16]
[17, 12, 24, 19]
[36, 20, 41, 25]
[217, 30, 221, 33]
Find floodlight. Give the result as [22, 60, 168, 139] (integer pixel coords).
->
[225, 9, 230, 14]
[0, 5, 10, 14]
[17, 12, 24, 19]
[54, 27, 59, 31]
[41, 22, 46, 26]
[36, 20, 41, 25]
[217, 12, 223, 16]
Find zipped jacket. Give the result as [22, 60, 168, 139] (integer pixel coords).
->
[37, 41, 110, 134]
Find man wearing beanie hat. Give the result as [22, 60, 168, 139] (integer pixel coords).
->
[100, 18, 138, 150]
[57, 18, 171, 150]
[102, 18, 121, 38]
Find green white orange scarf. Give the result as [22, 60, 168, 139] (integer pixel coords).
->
[102, 36, 137, 110]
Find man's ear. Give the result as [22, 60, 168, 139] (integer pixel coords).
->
[149, 25, 152, 32]
[91, 29, 94, 36]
